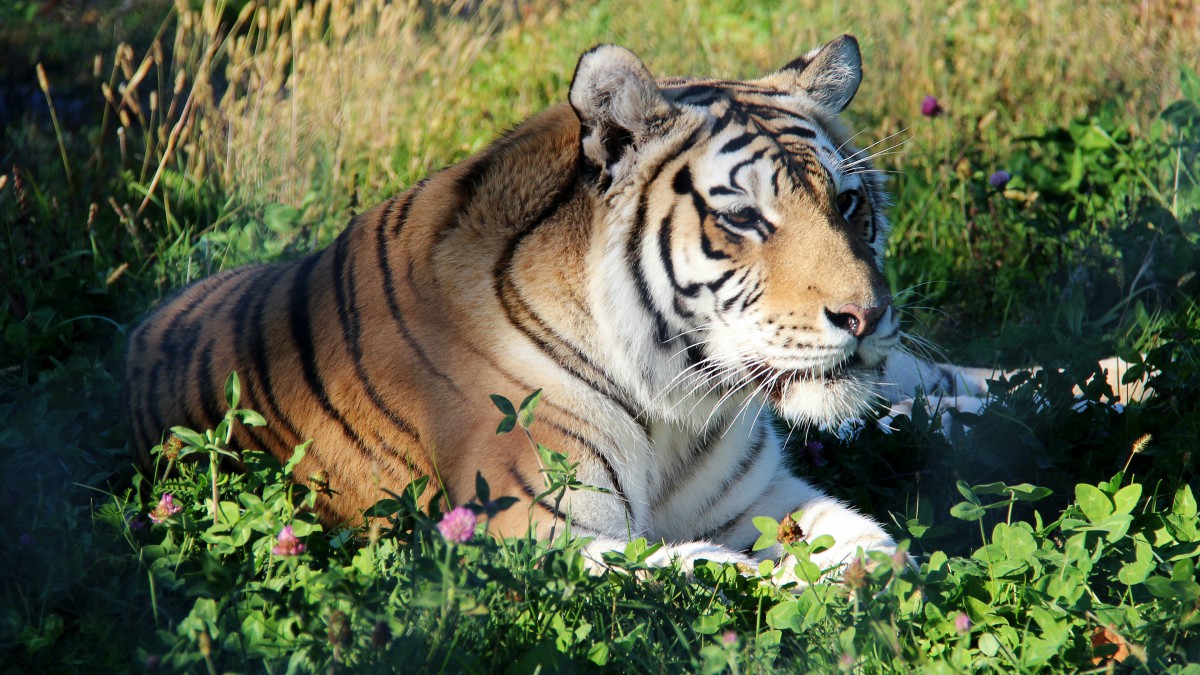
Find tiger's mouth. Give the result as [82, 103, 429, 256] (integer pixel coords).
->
[755, 353, 866, 401]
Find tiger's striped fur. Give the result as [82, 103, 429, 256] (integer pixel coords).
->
[126, 36, 907, 576]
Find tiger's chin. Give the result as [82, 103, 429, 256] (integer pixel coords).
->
[764, 365, 882, 427]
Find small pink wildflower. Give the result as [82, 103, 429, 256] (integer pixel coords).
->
[721, 630, 738, 646]
[437, 506, 477, 543]
[920, 95, 943, 117]
[148, 493, 182, 524]
[954, 612, 972, 634]
[272, 525, 306, 556]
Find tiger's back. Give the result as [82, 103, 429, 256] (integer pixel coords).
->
[127, 105, 596, 529]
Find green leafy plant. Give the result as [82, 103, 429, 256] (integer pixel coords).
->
[491, 389, 611, 542]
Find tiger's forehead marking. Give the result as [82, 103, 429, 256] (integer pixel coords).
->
[660, 80, 865, 203]
[661, 80, 861, 192]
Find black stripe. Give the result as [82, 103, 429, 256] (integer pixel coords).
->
[624, 127, 706, 348]
[456, 155, 492, 204]
[228, 266, 296, 454]
[741, 281, 764, 310]
[332, 227, 423, 444]
[157, 279, 217, 358]
[132, 322, 149, 354]
[684, 338, 705, 372]
[508, 464, 566, 519]
[196, 269, 265, 422]
[289, 256, 348, 429]
[672, 295, 696, 319]
[170, 325, 206, 414]
[162, 283, 232, 425]
[698, 486, 772, 544]
[196, 340, 221, 430]
[709, 107, 738, 137]
[742, 102, 810, 122]
[670, 85, 726, 106]
[455, 336, 629, 456]
[246, 266, 308, 449]
[173, 269, 259, 388]
[135, 328, 173, 451]
[137, 372, 167, 458]
[656, 213, 698, 299]
[129, 406, 148, 457]
[284, 256, 334, 415]
[375, 193, 463, 394]
[288, 253, 422, 479]
[727, 148, 768, 186]
[493, 187, 637, 418]
[699, 222, 731, 261]
[706, 269, 735, 293]
[701, 80, 772, 90]
[442, 116, 552, 236]
[538, 396, 625, 456]
[671, 166, 693, 195]
[337, 232, 431, 476]
[775, 125, 816, 139]
[718, 133, 755, 155]
[628, 204, 673, 346]
[148, 269, 258, 450]
[708, 185, 737, 196]
[496, 267, 631, 414]
[389, 180, 426, 234]
[729, 427, 768, 475]
[756, 216, 777, 238]
[725, 268, 752, 294]
[690, 188, 744, 249]
[722, 289, 748, 313]
[651, 413, 733, 509]
[707, 427, 768, 509]
[544, 419, 628, 508]
[259, 289, 348, 487]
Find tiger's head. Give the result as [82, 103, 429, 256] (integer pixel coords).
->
[570, 36, 897, 428]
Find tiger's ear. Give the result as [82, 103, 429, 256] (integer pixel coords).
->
[569, 45, 673, 185]
[780, 34, 862, 113]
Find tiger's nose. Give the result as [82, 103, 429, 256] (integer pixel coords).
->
[824, 301, 889, 338]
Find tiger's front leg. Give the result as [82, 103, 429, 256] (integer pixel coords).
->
[882, 351, 1151, 416]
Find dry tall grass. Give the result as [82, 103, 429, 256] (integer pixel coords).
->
[103, 0, 1200, 228]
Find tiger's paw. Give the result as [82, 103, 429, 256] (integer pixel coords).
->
[771, 535, 903, 587]
[650, 541, 759, 579]
[582, 537, 756, 581]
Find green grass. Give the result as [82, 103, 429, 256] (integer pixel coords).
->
[2, 0, 1199, 672]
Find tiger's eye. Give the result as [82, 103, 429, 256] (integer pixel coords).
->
[725, 207, 759, 226]
[836, 190, 856, 214]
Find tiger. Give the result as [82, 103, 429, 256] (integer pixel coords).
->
[124, 35, 1144, 581]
